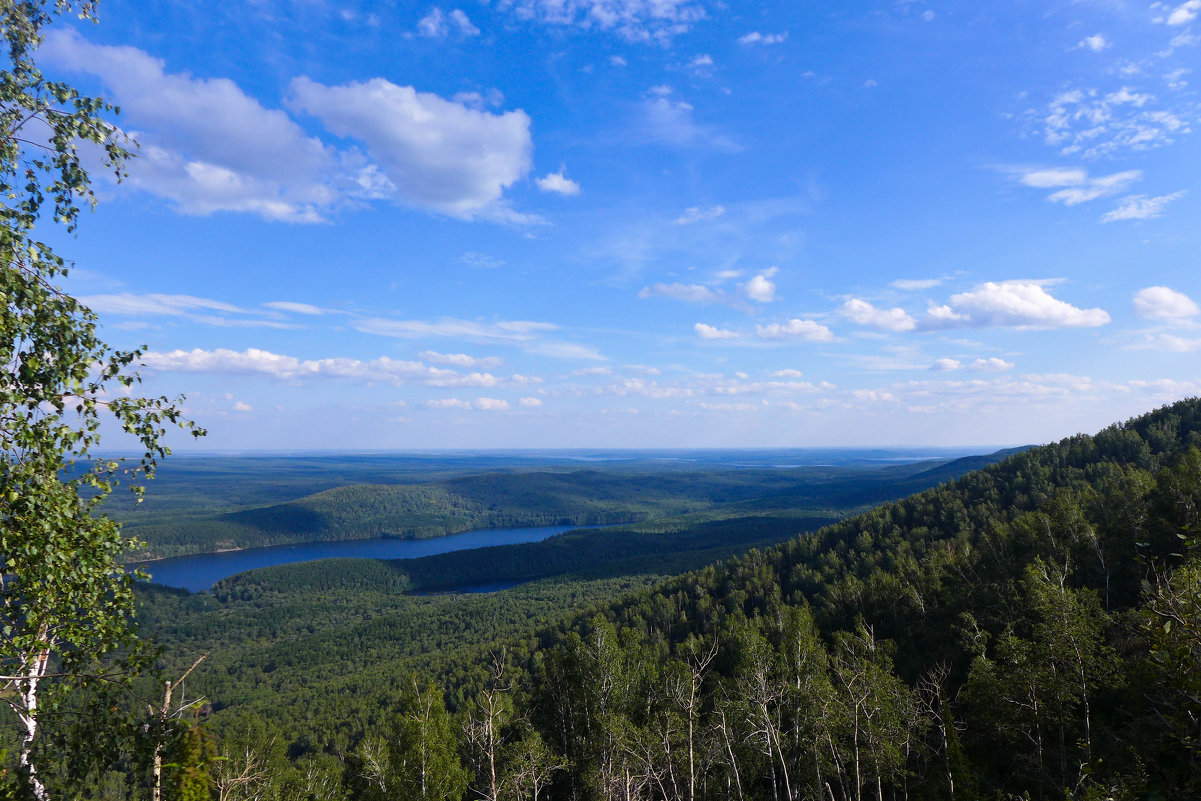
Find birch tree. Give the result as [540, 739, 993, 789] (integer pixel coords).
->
[0, 1, 201, 797]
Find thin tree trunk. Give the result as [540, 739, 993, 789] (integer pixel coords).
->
[18, 649, 50, 801]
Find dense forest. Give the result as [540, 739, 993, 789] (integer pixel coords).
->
[42, 398, 1196, 800]
[121, 453, 1009, 560]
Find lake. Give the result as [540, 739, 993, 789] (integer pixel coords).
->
[134, 524, 587, 593]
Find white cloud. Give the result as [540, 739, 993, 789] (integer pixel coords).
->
[640, 283, 719, 303]
[264, 301, 325, 315]
[1164, 68, 1190, 90]
[495, 0, 706, 43]
[519, 396, 544, 407]
[83, 293, 243, 316]
[770, 369, 804, 378]
[674, 205, 725, 224]
[353, 317, 556, 341]
[1101, 191, 1187, 222]
[1165, 0, 1201, 26]
[475, 397, 510, 410]
[1016, 167, 1143, 205]
[742, 268, 778, 303]
[969, 357, 1015, 372]
[427, 398, 473, 409]
[932, 358, 961, 371]
[461, 252, 506, 269]
[232, 401, 253, 412]
[1041, 88, 1191, 158]
[418, 7, 480, 38]
[42, 30, 351, 223]
[638, 93, 740, 151]
[420, 351, 505, 368]
[756, 319, 836, 342]
[536, 169, 582, 195]
[890, 278, 943, 291]
[695, 322, 739, 339]
[1018, 167, 1090, 188]
[1133, 286, 1200, 319]
[610, 55, 628, 67]
[287, 76, 532, 219]
[738, 31, 788, 45]
[524, 342, 608, 361]
[1078, 34, 1110, 52]
[841, 298, 917, 332]
[686, 54, 714, 74]
[1139, 334, 1201, 352]
[929, 281, 1110, 329]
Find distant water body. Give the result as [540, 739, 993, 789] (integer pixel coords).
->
[135, 524, 586, 593]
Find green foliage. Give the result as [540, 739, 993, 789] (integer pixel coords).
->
[162, 723, 216, 801]
[0, 1, 201, 795]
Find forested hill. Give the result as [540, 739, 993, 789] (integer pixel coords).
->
[123, 453, 1019, 560]
[473, 398, 1201, 800]
[148, 400, 1201, 801]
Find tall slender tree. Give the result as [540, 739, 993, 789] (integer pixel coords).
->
[0, 2, 201, 797]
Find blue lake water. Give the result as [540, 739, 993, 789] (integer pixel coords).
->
[134, 524, 586, 593]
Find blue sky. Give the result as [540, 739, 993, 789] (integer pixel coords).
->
[41, 0, 1201, 450]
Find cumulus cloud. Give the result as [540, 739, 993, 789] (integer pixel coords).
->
[640, 283, 719, 303]
[475, 397, 511, 410]
[536, 169, 582, 195]
[770, 369, 804, 378]
[738, 31, 788, 45]
[841, 298, 917, 332]
[420, 351, 505, 368]
[932, 358, 961, 371]
[495, 0, 706, 43]
[287, 76, 532, 219]
[695, 322, 739, 339]
[928, 281, 1110, 329]
[742, 268, 778, 303]
[1164, 0, 1201, 26]
[1101, 191, 1187, 222]
[42, 30, 353, 223]
[1134, 286, 1200, 319]
[674, 205, 725, 224]
[417, 7, 480, 38]
[518, 396, 544, 407]
[1077, 34, 1110, 52]
[756, 319, 836, 342]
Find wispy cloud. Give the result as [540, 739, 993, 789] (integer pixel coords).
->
[674, 205, 725, 224]
[1015, 167, 1142, 205]
[495, 0, 706, 43]
[417, 7, 480, 38]
[738, 31, 787, 45]
[1101, 191, 1187, 221]
[353, 317, 556, 341]
[1040, 88, 1191, 158]
[140, 347, 533, 387]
